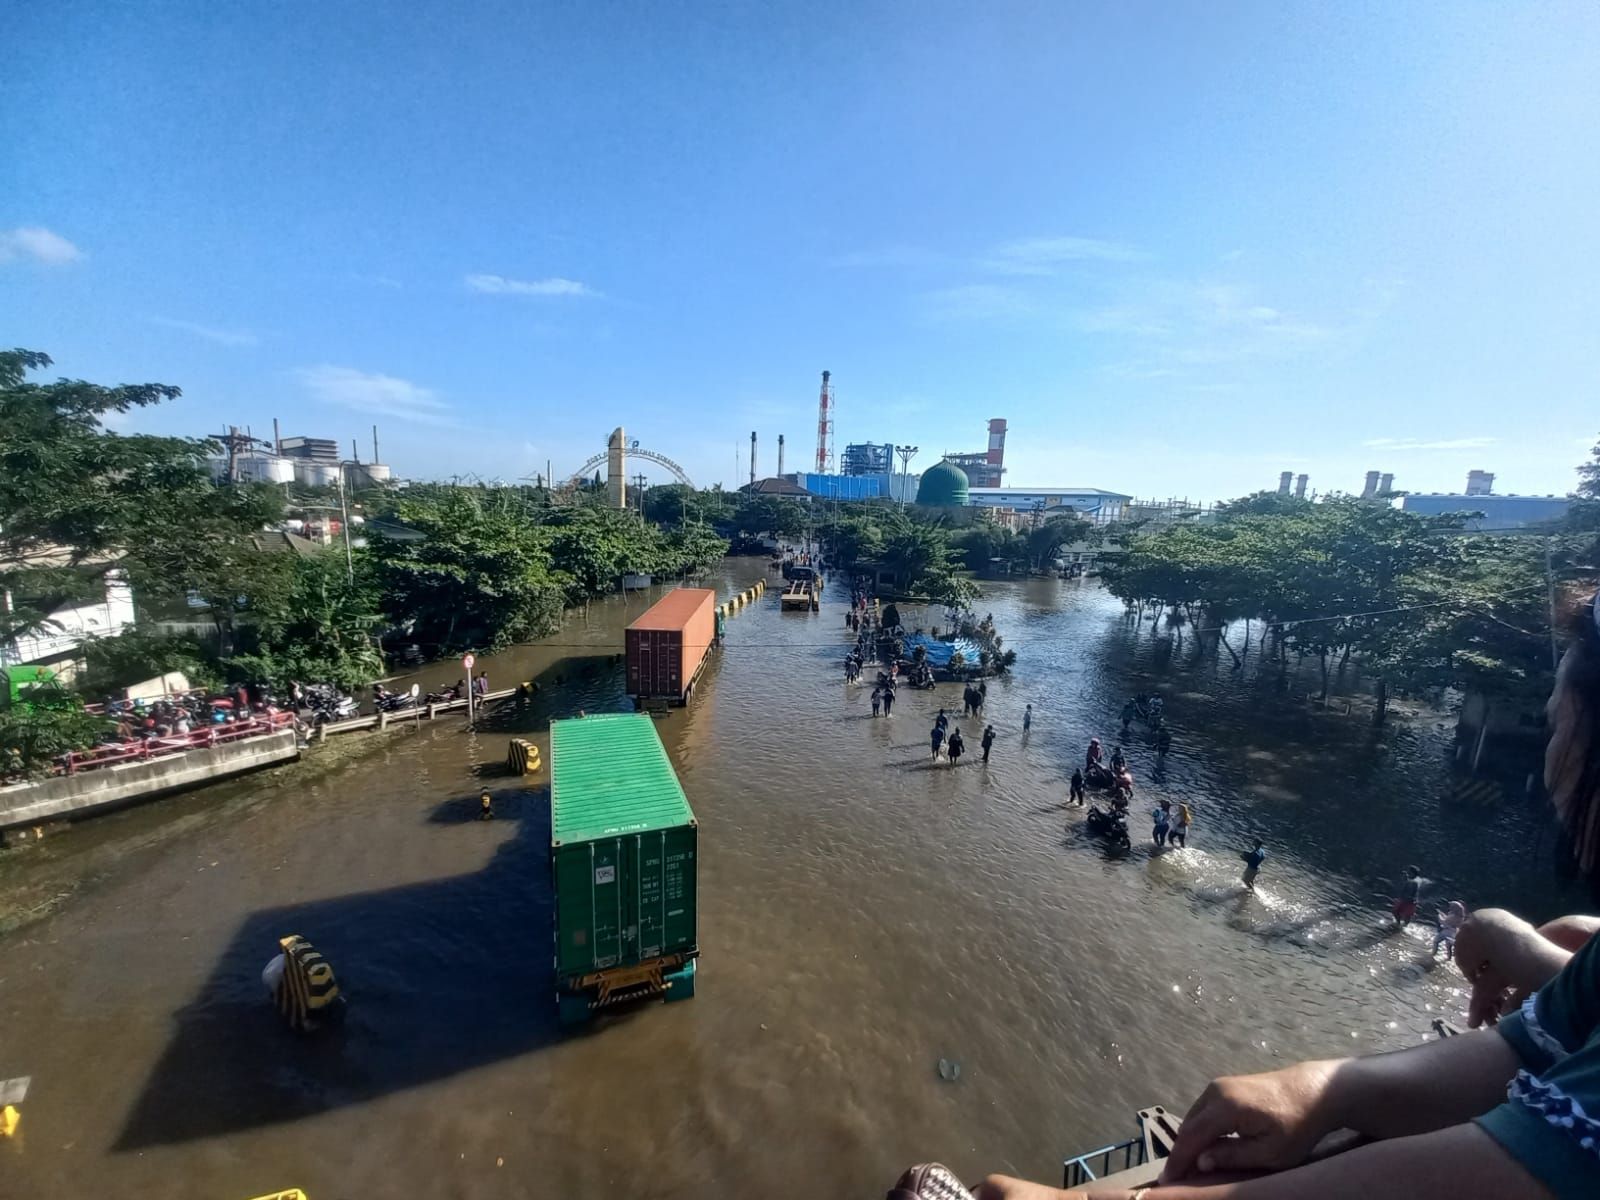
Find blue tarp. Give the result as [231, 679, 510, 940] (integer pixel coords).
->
[901, 633, 983, 668]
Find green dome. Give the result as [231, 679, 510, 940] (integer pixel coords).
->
[916, 459, 970, 507]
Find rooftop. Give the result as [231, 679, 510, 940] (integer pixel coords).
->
[969, 486, 1133, 500]
[550, 714, 696, 845]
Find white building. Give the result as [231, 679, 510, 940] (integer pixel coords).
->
[1, 567, 137, 670]
[967, 486, 1132, 524]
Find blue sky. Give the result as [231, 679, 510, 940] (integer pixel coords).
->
[5, 1, 1598, 501]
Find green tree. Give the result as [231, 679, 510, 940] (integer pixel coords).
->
[230, 553, 385, 691]
[369, 490, 565, 651]
[0, 349, 200, 644]
[1, 704, 112, 778]
[79, 630, 222, 697]
[123, 483, 289, 656]
[1027, 514, 1091, 570]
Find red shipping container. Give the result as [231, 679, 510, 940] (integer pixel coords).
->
[625, 588, 718, 705]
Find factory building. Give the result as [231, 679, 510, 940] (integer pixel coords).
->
[1400, 470, 1569, 530]
[966, 486, 1132, 524]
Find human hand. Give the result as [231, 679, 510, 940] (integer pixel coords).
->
[971, 1177, 1091, 1200]
[1453, 908, 1575, 1028]
[1160, 1059, 1340, 1182]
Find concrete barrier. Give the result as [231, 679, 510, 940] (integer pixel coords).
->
[0, 729, 301, 832]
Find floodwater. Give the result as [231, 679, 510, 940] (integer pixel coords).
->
[0, 561, 1579, 1198]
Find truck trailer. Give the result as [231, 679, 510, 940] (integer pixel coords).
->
[624, 587, 717, 707]
[550, 714, 699, 1024]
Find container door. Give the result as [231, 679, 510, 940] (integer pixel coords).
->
[589, 839, 625, 968]
[554, 846, 596, 978]
[661, 826, 698, 954]
[632, 631, 651, 696]
[664, 631, 682, 699]
[635, 830, 667, 960]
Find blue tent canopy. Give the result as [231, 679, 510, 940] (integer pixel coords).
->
[901, 633, 983, 667]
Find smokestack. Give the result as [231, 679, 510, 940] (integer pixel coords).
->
[1378, 472, 1394, 495]
[987, 418, 1008, 467]
[750, 431, 757, 486]
[372, 424, 380, 465]
[1294, 474, 1308, 500]
[1362, 470, 1380, 499]
[272, 418, 281, 456]
[1278, 471, 1293, 495]
[777, 433, 785, 477]
[1466, 469, 1495, 496]
[352, 438, 360, 464]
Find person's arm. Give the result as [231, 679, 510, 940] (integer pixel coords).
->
[976, 1125, 1551, 1200]
[1161, 1031, 1519, 1179]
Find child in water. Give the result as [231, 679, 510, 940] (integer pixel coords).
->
[1391, 864, 1429, 927]
[1432, 900, 1467, 958]
[1241, 840, 1266, 890]
[1023, 703, 1033, 732]
[871, 687, 882, 717]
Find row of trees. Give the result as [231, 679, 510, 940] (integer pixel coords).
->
[1099, 484, 1598, 720]
[368, 487, 727, 652]
[1, 350, 727, 770]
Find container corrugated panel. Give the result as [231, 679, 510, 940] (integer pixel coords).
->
[551, 715, 698, 979]
[625, 588, 716, 701]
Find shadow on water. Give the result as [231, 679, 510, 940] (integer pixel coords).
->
[115, 785, 566, 1149]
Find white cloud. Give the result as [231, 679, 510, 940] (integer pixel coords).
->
[1362, 436, 1497, 452]
[0, 226, 83, 265]
[150, 316, 258, 347]
[465, 273, 598, 298]
[295, 365, 452, 426]
[981, 235, 1149, 274]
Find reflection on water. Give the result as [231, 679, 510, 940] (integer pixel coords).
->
[0, 563, 1577, 1197]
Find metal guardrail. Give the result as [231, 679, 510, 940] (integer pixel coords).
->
[60, 712, 296, 775]
[314, 689, 519, 739]
[1063, 1136, 1146, 1187]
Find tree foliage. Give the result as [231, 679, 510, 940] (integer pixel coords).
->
[1100, 492, 1586, 713]
[0, 348, 203, 642]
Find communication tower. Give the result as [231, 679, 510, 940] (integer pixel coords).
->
[814, 370, 834, 473]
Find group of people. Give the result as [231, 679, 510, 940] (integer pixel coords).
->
[925, 707, 1002, 767]
[961, 681, 987, 717]
[99, 682, 280, 744]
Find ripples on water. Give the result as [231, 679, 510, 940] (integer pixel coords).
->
[0, 563, 1579, 1197]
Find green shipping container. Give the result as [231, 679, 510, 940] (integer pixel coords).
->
[550, 715, 698, 1017]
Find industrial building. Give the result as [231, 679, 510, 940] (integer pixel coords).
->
[840, 441, 896, 476]
[967, 485, 1132, 524]
[1400, 470, 1569, 530]
[207, 425, 394, 489]
[942, 419, 1008, 488]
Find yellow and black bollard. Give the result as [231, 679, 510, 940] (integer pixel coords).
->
[506, 738, 542, 775]
[270, 935, 345, 1033]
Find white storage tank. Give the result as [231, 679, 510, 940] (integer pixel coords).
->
[294, 460, 344, 487]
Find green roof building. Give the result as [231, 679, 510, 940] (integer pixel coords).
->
[915, 459, 970, 507]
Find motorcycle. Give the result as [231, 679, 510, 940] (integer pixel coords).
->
[373, 684, 421, 713]
[1085, 803, 1132, 852]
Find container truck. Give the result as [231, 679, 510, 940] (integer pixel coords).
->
[624, 587, 717, 707]
[550, 714, 698, 1024]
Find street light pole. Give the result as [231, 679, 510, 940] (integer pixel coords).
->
[895, 445, 919, 510]
[337, 472, 355, 585]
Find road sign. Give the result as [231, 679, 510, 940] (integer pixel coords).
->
[462, 653, 476, 671]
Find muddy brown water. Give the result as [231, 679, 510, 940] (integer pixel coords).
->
[0, 561, 1579, 1198]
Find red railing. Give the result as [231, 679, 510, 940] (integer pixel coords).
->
[60, 711, 295, 775]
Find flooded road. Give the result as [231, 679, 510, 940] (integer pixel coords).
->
[0, 561, 1578, 1198]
